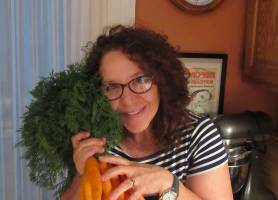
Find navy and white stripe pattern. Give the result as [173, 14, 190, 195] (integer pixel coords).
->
[109, 113, 228, 181]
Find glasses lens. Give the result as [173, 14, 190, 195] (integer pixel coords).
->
[102, 84, 122, 100]
[129, 75, 153, 93]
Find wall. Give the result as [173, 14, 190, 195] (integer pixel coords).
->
[135, 0, 278, 129]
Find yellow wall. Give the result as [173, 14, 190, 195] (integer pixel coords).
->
[135, 0, 278, 129]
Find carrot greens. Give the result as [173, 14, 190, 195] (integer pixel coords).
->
[18, 63, 123, 197]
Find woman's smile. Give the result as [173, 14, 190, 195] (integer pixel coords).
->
[123, 106, 145, 116]
[121, 105, 146, 120]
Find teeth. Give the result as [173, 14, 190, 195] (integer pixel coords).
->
[127, 108, 143, 115]
[127, 110, 140, 115]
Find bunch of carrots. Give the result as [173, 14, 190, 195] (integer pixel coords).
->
[79, 157, 145, 200]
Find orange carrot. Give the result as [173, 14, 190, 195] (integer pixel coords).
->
[79, 158, 145, 200]
[83, 176, 93, 199]
[79, 157, 102, 200]
[99, 162, 112, 200]
[79, 177, 85, 200]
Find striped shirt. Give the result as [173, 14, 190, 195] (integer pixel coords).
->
[109, 113, 228, 182]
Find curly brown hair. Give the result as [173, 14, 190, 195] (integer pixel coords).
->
[85, 25, 191, 147]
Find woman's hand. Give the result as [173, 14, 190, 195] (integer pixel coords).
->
[99, 155, 174, 200]
[71, 131, 106, 175]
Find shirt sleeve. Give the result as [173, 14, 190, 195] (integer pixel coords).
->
[187, 117, 228, 176]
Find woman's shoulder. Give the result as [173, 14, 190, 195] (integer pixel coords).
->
[187, 112, 213, 125]
[185, 112, 228, 176]
[174, 112, 223, 153]
[183, 112, 220, 141]
[177, 112, 214, 136]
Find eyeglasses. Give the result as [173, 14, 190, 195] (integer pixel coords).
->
[101, 75, 153, 101]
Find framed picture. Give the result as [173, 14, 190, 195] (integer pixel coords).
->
[178, 53, 227, 116]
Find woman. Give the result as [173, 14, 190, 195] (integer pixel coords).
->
[62, 25, 233, 200]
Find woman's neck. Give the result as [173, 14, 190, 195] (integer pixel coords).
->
[119, 130, 160, 158]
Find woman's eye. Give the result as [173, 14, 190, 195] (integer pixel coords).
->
[134, 76, 146, 83]
[134, 76, 151, 84]
[105, 84, 119, 92]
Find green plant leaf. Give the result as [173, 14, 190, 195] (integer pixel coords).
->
[18, 63, 123, 198]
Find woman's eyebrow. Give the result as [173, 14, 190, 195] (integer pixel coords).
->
[102, 71, 144, 84]
[129, 71, 145, 79]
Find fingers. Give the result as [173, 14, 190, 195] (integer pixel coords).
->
[71, 131, 106, 174]
[99, 155, 131, 166]
[71, 131, 106, 149]
[128, 189, 144, 200]
[99, 156, 134, 182]
[105, 163, 171, 199]
[71, 131, 90, 148]
[109, 178, 136, 200]
[110, 180, 144, 200]
[77, 137, 106, 151]
[101, 165, 132, 181]
[74, 145, 105, 174]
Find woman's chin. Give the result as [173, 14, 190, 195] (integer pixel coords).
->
[124, 122, 149, 134]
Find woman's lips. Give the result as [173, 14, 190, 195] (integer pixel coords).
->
[122, 106, 146, 117]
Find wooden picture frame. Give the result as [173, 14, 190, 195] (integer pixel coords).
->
[178, 53, 227, 116]
[244, 0, 278, 92]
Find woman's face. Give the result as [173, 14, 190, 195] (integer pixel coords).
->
[99, 50, 160, 134]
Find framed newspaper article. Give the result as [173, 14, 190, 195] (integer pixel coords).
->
[178, 53, 227, 116]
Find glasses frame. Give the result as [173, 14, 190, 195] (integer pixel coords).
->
[102, 75, 153, 101]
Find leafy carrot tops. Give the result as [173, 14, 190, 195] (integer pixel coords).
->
[18, 63, 123, 198]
